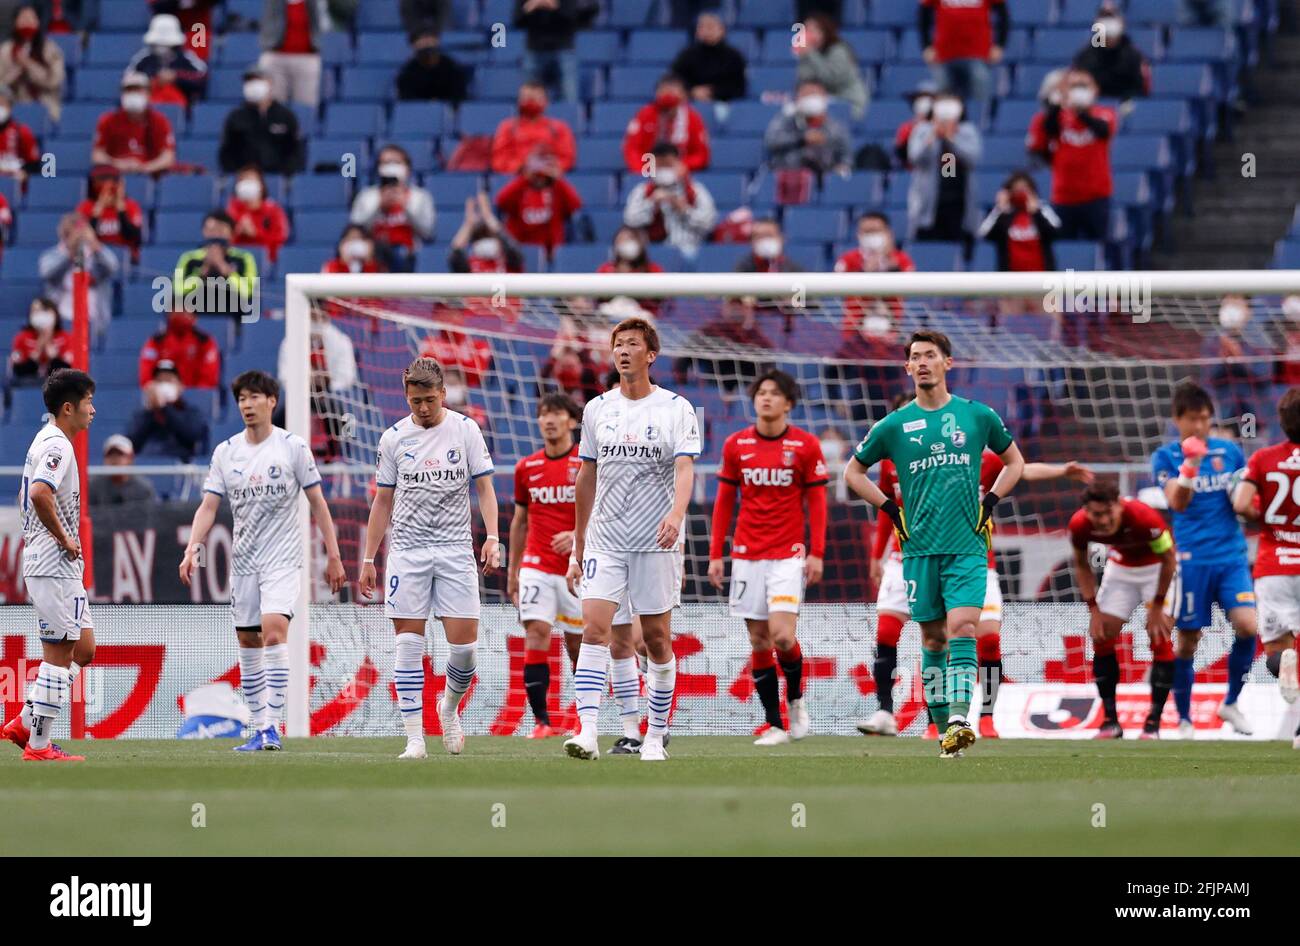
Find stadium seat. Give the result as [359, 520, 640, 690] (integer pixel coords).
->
[1273, 239, 1300, 269]
[49, 33, 82, 69]
[820, 173, 886, 208]
[207, 68, 248, 101]
[73, 67, 138, 102]
[589, 102, 636, 137]
[607, 66, 670, 100]
[338, 67, 395, 102]
[576, 31, 622, 63]
[24, 176, 85, 209]
[991, 98, 1042, 135]
[152, 211, 208, 245]
[1031, 28, 1087, 63]
[356, 2, 404, 29]
[907, 241, 963, 271]
[1005, 0, 1058, 27]
[866, 0, 916, 28]
[387, 138, 437, 174]
[708, 136, 764, 172]
[54, 103, 105, 139]
[573, 137, 629, 172]
[981, 134, 1034, 170]
[876, 64, 934, 98]
[217, 32, 261, 66]
[188, 102, 230, 139]
[305, 138, 371, 174]
[288, 175, 352, 209]
[760, 30, 797, 64]
[474, 66, 530, 100]
[456, 102, 513, 136]
[320, 31, 355, 68]
[784, 205, 845, 241]
[1, 248, 46, 279]
[14, 211, 67, 246]
[276, 246, 331, 275]
[1149, 63, 1214, 99]
[1054, 240, 1105, 270]
[1124, 0, 1183, 25]
[1166, 28, 1237, 63]
[747, 66, 796, 97]
[841, 29, 893, 64]
[567, 173, 618, 207]
[604, 0, 657, 28]
[155, 175, 217, 210]
[692, 172, 746, 208]
[626, 31, 680, 65]
[176, 138, 221, 171]
[550, 244, 609, 273]
[324, 103, 386, 138]
[389, 102, 451, 138]
[1012, 63, 1059, 99]
[584, 209, 626, 242]
[428, 173, 489, 209]
[690, 243, 747, 271]
[784, 241, 829, 271]
[85, 34, 142, 66]
[860, 100, 911, 136]
[11, 102, 48, 137]
[724, 101, 781, 135]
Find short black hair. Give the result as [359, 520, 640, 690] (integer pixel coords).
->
[651, 142, 680, 160]
[657, 72, 686, 89]
[907, 329, 952, 359]
[1171, 380, 1214, 419]
[43, 368, 95, 417]
[1281, 388, 1300, 444]
[858, 212, 891, 229]
[538, 392, 582, 423]
[204, 209, 235, 229]
[1081, 480, 1120, 505]
[747, 368, 799, 407]
[230, 369, 279, 401]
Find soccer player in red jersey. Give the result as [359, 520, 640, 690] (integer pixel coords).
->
[507, 393, 584, 739]
[1233, 388, 1300, 746]
[707, 370, 828, 745]
[1069, 481, 1177, 739]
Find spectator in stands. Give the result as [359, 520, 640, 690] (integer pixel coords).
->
[127, 14, 208, 107]
[449, 193, 525, 273]
[127, 358, 209, 462]
[495, 151, 582, 255]
[276, 305, 359, 459]
[0, 184, 10, 252]
[259, 0, 323, 108]
[670, 12, 748, 108]
[77, 165, 144, 262]
[0, 83, 39, 183]
[442, 364, 490, 431]
[920, 0, 1007, 117]
[828, 309, 902, 424]
[735, 218, 805, 274]
[677, 296, 775, 390]
[623, 142, 717, 261]
[0, 6, 64, 122]
[818, 426, 850, 468]
[92, 72, 177, 176]
[1027, 68, 1116, 241]
[1181, 0, 1229, 27]
[350, 144, 434, 273]
[138, 307, 221, 389]
[907, 92, 981, 255]
[541, 344, 601, 405]
[514, 0, 598, 105]
[219, 65, 302, 175]
[1202, 295, 1273, 427]
[40, 213, 118, 333]
[622, 73, 711, 174]
[226, 165, 290, 263]
[420, 327, 493, 386]
[1282, 295, 1300, 386]
[764, 79, 852, 175]
[402, 0, 451, 38]
[794, 13, 868, 119]
[396, 28, 469, 104]
[835, 212, 916, 334]
[598, 226, 663, 275]
[977, 171, 1062, 272]
[149, 0, 220, 61]
[8, 296, 70, 384]
[88, 435, 157, 506]
[895, 81, 937, 168]
[325, 223, 385, 274]
[491, 79, 576, 175]
[1072, 3, 1149, 102]
[174, 210, 259, 319]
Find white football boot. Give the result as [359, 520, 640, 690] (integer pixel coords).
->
[640, 734, 668, 761]
[856, 709, 898, 736]
[438, 700, 465, 755]
[398, 737, 427, 760]
[787, 698, 811, 740]
[1216, 702, 1252, 735]
[563, 729, 600, 760]
[1178, 720, 1195, 740]
[754, 727, 791, 746]
[1279, 649, 1299, 704]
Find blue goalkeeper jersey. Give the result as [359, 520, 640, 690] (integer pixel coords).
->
[1151, 436, 1247, 564]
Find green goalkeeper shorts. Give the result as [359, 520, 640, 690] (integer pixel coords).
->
[902, 553, 988, 624]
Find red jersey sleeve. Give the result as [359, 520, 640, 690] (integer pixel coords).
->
[1026, 110, 1049, 151]
[718, 435, 739, 484]
[1127, 499, 1167, 534]
[495, 176, 525, 214]
[557, 178, 582, 217]
[514, 460, 528, 505]
[622, 107, 651, 174]
[685, 110, 710, 170]
[1245, 449, 1262, 485]
[553, 120, 577, 172]
[1068, 508, 1091, 549]
[138, 335, 160, 387]
[93, 113, 112, 153]
[197, 334, 221, 388]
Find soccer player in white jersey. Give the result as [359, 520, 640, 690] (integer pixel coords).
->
[360, 357, 502, 760]
[2, 370, 97, 761]
[180, 370, 347, 751]
[564, 317, 700, 762]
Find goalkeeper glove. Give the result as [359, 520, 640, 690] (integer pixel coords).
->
[880, 499, 909, 544]
[976, 491, 1000, 544]
[1178, 435, 1208, 480]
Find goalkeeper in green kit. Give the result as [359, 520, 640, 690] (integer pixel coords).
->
[845, 331, 1024, 758]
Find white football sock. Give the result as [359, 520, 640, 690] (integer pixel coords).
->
[443, 641, 476, 711]
[28, 662, 70, 750]
[611, 656, 641, 739]
[573, 643, 610, 736]
[238, 647, 267, 730]
[263, 643, 289, 727]
[645, 658, 676, 738]
[394, 633, 425, 739]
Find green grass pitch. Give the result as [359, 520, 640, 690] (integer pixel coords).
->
[1, 737, 1296, 855]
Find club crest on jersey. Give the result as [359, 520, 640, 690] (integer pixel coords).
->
[45, 453, 60, 470]
[567, 463, 578, 484]
[645, 425, 660, 441]
[447, 448, 461, 464]
[1211, 456, 1224, 471]
[782, 450, 795, 467]
[267, 465, 281, 479]
[950, 429, 966, 447]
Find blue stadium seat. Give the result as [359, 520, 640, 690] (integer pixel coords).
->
[692, 172, 745, 208]
[122, 175, 153, 209]
[390, 102, 451, 137]
[320, 31, 355, 67]
[868, 0, 920, 28]
[760, 30, 797, 63]
[133, 246, 183, 280]
[861, 100, 912, 135]
[475, 66, 529, 100]
[386, 138, 437, 174]
[550, 244, 610, 273]
[604, 0, 657, 28]
[820, 173, 886, 207]
[784, 205, 845, 241]
[576, 31, 622, 63]
[24, 177, 84, 209]
[735, 0, 793, 27]
[1012, 63, 1059, 99]
[177, 138, 221, 170]
[981, 133, 1033, 169]
[590, 102, 636, 137]
[207, 68, 247, 101]
[607, 66, 669, 99]
[1054, 240, 1105, 270]
[288, 102, 320, 138]
[1166, 28, 1236, 63]
[277, 246, 332, 275]
[324, 103, 386, 137]
[1273, 240, 1300, 270]
[1031, 28, 1087, 62]
[708, 136, 764, 171]
[357, 2, 404, 29]
[50, 33, 82, 69]
[217, 32, 260, 66]
[1, 248, 46, 279]
[573, 137, 628, 172]
[907, 241, 963, 271]
[188, 102, 230, 138]
[690, 243, 747, 271]
[357, 31, 416, 66]
[840, 29, 893, 64]
[626, 31, 680, 65]
[456, 102, 512, 136]
[85, 34, 142, 66]
[338, 67, 395, 102]
[480, 0, 514, 28]
[1149, 63, 1214, 98]
[1128, 27, 1165, 61]
[724, 101, 780, 135]
[584, 209, 625, 242]
[567, 172, 617, 207]
[1058, 0, 1104, 25]
[967, 242, 998, 271]
[152, 211, 208, 245]
[893, 30, 927, 62]
[288, 174, 352, 209]
[748, 65, 796, 96]
[12, 102, 49, 136]
[991, 98, 1041, 134]
[1123, 0, 1183, 25]
[70, 67, 123, 103]
[783, 241, 828, 271]
[875, 64, 934, 98]
[155, 175, 216, 210]
[97, 4, 148, 30]
[305, 138, 371, 173]
[1005, 0, 1058, 28]
[428, 173, 488, 209]
[0, 176, 19, 209]
[14, 211, 66, 246]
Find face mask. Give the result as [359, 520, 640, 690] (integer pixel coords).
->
[860, 231, 888, 253]
[471, 238, 500, 260]
[235, 178, 262, 202]
[121, 92, 148, 113]
[167, 313, 192, 333]
[1067, 85, 1096, 108]
[1219, 304, 1248, 331]
[0, 107, 10, 124]
[798, 94, 828, 118]
[1010, 190, 1029, 210]
[519, 99, 544, 118]
[1095, 17, 1123, 41]
[30, 310, 55, 332]
[342, 238, 370, 261]
[753, 237, 782, 260]
[654, 168, 678, 188]
[863, 315, 893, 338]
[444, 383, 468, 404]
[615, 239, 642, 261]
[377, 161, 409, 183]
[154, 381, 180, 404]
[243, 79, 270, 103]
[654, 91, 682, 111]
[15, 25, 37, 41]
[151, 45, 174, 58]
[1284, 296, 1300, 321]
[912, 96, 932, 118]
[932, 99, 962, 122]
[821, 438, 845, 463]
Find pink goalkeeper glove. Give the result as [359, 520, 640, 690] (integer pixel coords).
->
[1178, 436, 1208, 478]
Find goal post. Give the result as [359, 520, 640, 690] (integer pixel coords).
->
[280, 269, 1300, 739]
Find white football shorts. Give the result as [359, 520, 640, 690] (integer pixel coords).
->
[25, 575, 92, 643]
[385, 544, 481, 620]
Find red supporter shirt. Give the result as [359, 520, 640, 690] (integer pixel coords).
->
[227, 197, 290, 261]
[711, 424, 828, 560]
[370, 202, 417, 250]
[621, 103, 711, 173]
[926, 0, 1003, 63]
[1027, 106, 1117, 206]
[1068, 498, 1170, 567]
[495, 176, 582, 251]
[10, 326, 72, 371]
[1004, 209, 1047, 271]
[514, 443, 582, 576]
[278, 0, 315, 53]
[75, 197, 144, 248]
[1245, 441, 1300, 577]
[138, 326, 221, 388]
[94, 109, 175, 162]
[490, 116, 577, 174]
[834, 246, 916, 329]
[0, 120, 38, 172]
[418, 331, 492, 386]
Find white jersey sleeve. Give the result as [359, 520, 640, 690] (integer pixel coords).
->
[673, 398, 702, 458]
[578, 397, 601, 462]
[31, 434, 72, 493]
[203, 441, 229, 496]
[375, 426, 398, 488]
[290, 432, 322, 490]
[465, 417, 494, 480]
[21, 426, 82, 579]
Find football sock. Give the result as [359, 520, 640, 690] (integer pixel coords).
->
[751, 649, 783, 729]
[946, 637, 978, 720]
[1173, 657, 1195, 722]
[1149, 658, 1175, 725]
[873, 643, 898, 714]
[443, 641, 476, 711]
[28, 662, 69, 751]
[394, 633, 425, 739]
[523, 648, 550, 726]
[610, 655, 641, 738]
[645, 658, 676, 738]
[1226, 635, 1255, 704]
[1266, 650, 1282, 678]
[1093, 643, 1120, 723]
[921, 646, 949, 731]
[573, 642, 609, 735]
[777, 640, 803, 701]
[263, 643, 289, 727]
[237, 646, 267, 730]
[978, 633, 1002, 717]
